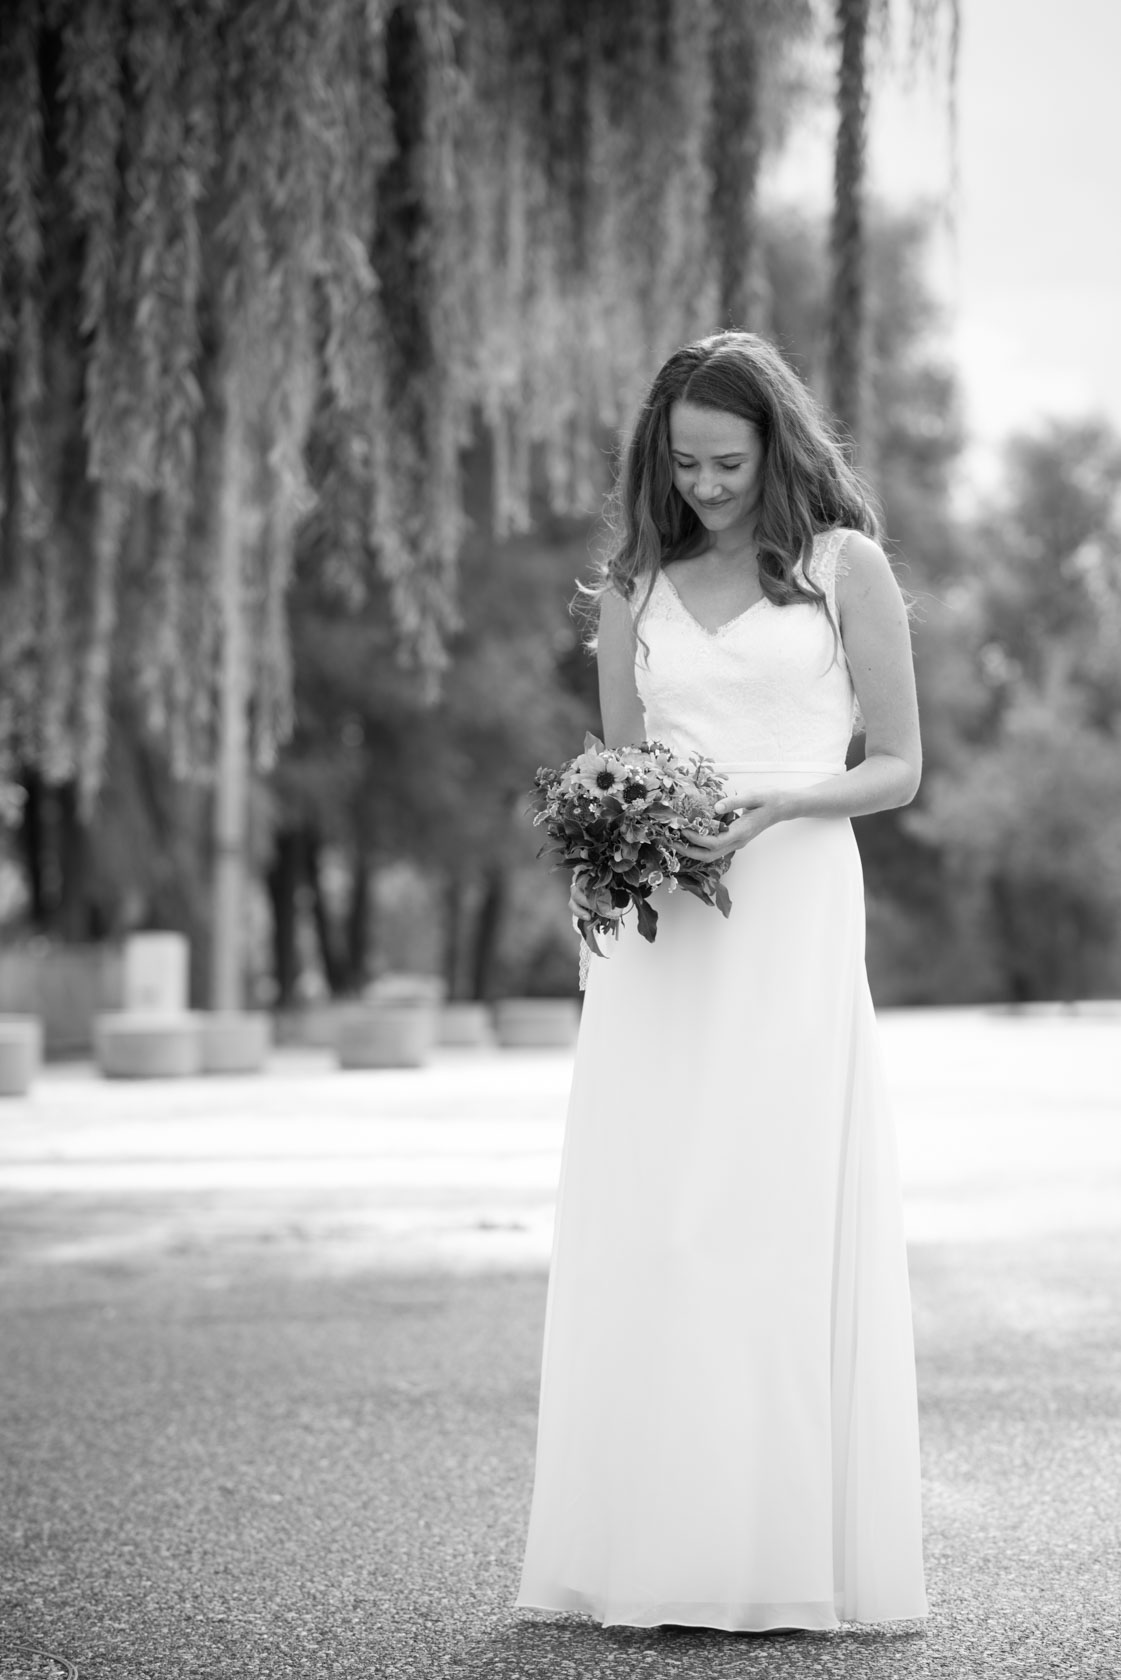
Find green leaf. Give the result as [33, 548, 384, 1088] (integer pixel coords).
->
[634, 894, 659, 942]
[577, 917, 605, 959]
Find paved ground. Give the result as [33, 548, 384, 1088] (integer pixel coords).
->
[1, 1007, 1119, 1679]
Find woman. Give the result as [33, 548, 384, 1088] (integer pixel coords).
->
[516, 331, 928, 1633]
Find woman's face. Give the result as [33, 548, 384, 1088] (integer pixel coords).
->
[668, 402, 764, 539]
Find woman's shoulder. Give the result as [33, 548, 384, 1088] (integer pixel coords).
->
[823, 531, 908, 627]
[813, 526, 888, 583]
[811, 523, 879, 552]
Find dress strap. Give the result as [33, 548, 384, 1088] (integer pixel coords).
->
[624, 573, 663, 625]
[807, 528, 853, 619]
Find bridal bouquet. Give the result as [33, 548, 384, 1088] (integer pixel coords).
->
[531, 735, 733, 957]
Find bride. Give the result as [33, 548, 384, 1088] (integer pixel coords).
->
[516, 331, 928, 1632]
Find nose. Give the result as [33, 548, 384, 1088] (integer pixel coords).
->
[695, 473, 723, 503]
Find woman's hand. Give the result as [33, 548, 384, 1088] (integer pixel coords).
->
[568, 871, 595, 921]
[676, 791, 790, 862]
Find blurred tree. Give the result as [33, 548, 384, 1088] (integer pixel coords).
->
[909, 420, 1121, 1000]
[968, 421, 1121, 715]
[827, 0, 958, 445]
[828, 0, 873, 442]
[0, 0, 815, 995]
[268, 434, 593, 1003]
[12, 701, 207, 940]
[911, 697, 1121, 1002]
[709, 0, 805, 328]
[767, 202, 967, 562]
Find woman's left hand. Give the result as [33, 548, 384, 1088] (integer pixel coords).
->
[677, 791, 790, 861]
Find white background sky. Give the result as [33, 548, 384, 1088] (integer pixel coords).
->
[766, 0, 1121, 491]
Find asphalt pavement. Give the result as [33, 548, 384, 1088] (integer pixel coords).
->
[1, 1008, 1119, 1680]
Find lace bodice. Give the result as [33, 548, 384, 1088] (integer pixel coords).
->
[632, 527, 856, 768]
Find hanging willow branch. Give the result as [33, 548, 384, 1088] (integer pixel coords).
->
[0, 0, 831, 805]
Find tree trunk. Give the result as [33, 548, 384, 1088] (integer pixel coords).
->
[305, 829, 347, 997]
[266, 828, 302, 1008]
[470, 864, 508, 1002]
[209, 366, 248, 1010]
[989, 875, 1034, 1004]
[827, 0, 870, 446]
[709, 0, 765, 329]
[344, 845, 372, 994]
[55, 781, 95, 941]
[18, 772, 49, 930]
[442, 871, 465, 1001]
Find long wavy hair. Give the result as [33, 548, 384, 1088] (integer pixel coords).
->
[588, 331, 880, 635]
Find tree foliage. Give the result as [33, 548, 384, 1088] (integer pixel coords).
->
[0, 0, 815, 808]
[267, 435, 593, 1000]
[909, 419, 1121, 1000]
[826, 0, 958, 446]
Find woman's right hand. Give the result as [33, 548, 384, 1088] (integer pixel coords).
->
[569, 872, 594, 922]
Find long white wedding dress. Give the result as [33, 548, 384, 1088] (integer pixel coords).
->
[516, 528, 928, 1632]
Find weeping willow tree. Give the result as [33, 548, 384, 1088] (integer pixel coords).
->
[0, 0, 814, 1001]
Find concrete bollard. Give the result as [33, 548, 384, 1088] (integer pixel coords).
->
[122, 932, 190, 1012]
[437, 1002, 495, 1048]
[93, 1011, 203, 1079]
[199, 1011, 272, 1074]
[0, 1015, 43, 1096]
[337, 1001, 437, 1069]
[493, 998, 580, 1049]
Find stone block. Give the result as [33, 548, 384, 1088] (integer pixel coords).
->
[365, 972, 447, 1006]
[337, 1002, 437, 1069]
[123, 932, 189, 1013]
[437, 1002, 495, 1048]
[94, 1011, 203, 1079]
[0, 1015, 43, 1096]
[0, 946, 122, 1057]
[493, 998, 580, 1049]
[199, 1012, 272, 1074]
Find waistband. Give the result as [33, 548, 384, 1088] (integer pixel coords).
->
[712, 760, 844, 776]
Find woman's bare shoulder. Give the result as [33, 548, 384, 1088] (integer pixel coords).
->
[835, 531, 898, 600]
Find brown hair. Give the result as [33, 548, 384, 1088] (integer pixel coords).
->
[588, 331, 880, 632]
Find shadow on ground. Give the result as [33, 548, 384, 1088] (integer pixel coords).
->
[454, 1615, 929, 1678]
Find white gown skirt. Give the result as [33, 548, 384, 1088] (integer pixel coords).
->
[517, 767, 928, 1632]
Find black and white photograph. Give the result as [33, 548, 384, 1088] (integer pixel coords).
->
[0, 1, 1118, 1677]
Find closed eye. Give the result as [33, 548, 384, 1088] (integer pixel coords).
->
[671, 456, 744, 468]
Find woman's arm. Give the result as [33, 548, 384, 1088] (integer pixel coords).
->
[596, 587, 647, 748]
[779, 531, 922, 818]
[682, 534, 921, 857]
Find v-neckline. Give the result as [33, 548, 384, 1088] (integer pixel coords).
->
[658, 567, 769, 638]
